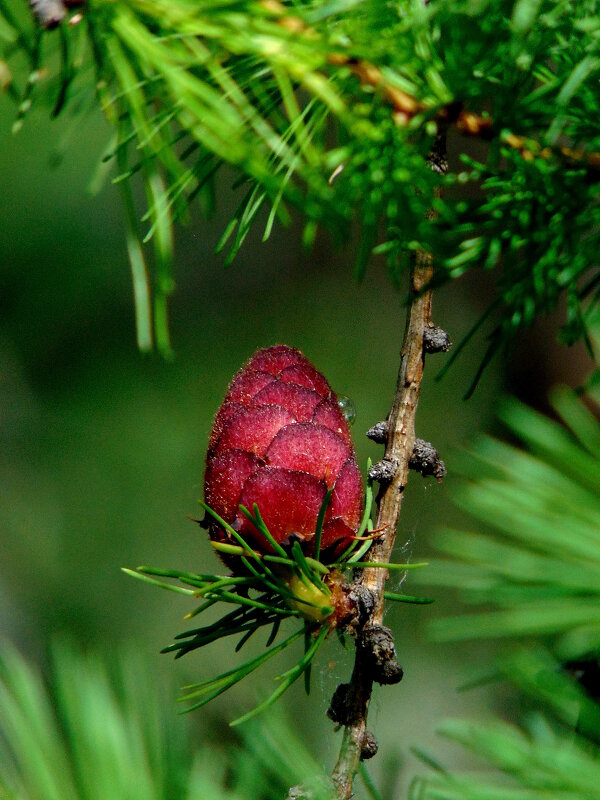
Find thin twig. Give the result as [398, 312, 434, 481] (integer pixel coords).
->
[330, 136, 447, 800]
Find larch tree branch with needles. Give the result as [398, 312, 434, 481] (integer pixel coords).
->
[5, 1, 600, 798]
[329, 135, 448, 800]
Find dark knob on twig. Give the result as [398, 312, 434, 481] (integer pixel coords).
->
[368, 457, 399, 484]
[358, 626, 404, 685]
[409, 438, 446, 481]
[327, 682, 357, 726]
[366, 420, 388, 444]
[423, 325, 452, 354]
[360, 731, 379, 760]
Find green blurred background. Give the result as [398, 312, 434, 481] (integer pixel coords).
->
[0, 84, 576, 793]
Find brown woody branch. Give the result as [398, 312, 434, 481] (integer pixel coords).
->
[329, 137, 448, 800]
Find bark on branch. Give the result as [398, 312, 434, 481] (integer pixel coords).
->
[330, 137, 447, 800]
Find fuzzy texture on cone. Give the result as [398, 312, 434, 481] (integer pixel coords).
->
[204, 345, 363, 557]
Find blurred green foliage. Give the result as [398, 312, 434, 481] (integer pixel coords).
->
[0, 640, 336, 800]
[426, 386, 600, 660]
[414, 379, 600, 798]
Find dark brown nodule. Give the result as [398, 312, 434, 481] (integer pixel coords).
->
[330, 581, 376, 634]
[409, 437, 446, 482]
[423, 325, 452, 354]
[368, 457, 399, 484]
[360, 731, 379, 760]
[358, 626, 404, 685]
[347, 585, 376, 631]
[365, 420, 388, 444]
[328, 682, 359, 726]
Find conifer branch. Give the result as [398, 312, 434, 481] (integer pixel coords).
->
[265, 0, 600, 177]
[334, 55, 600, 178]
[11, 0, 600, 365]
[330, 135, 448, 800]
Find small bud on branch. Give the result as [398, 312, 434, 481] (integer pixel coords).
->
[357, 626, 404, 685]
[423, 326, 452, 354]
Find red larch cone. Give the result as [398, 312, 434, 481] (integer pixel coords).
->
[204, 345, 363, 559]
